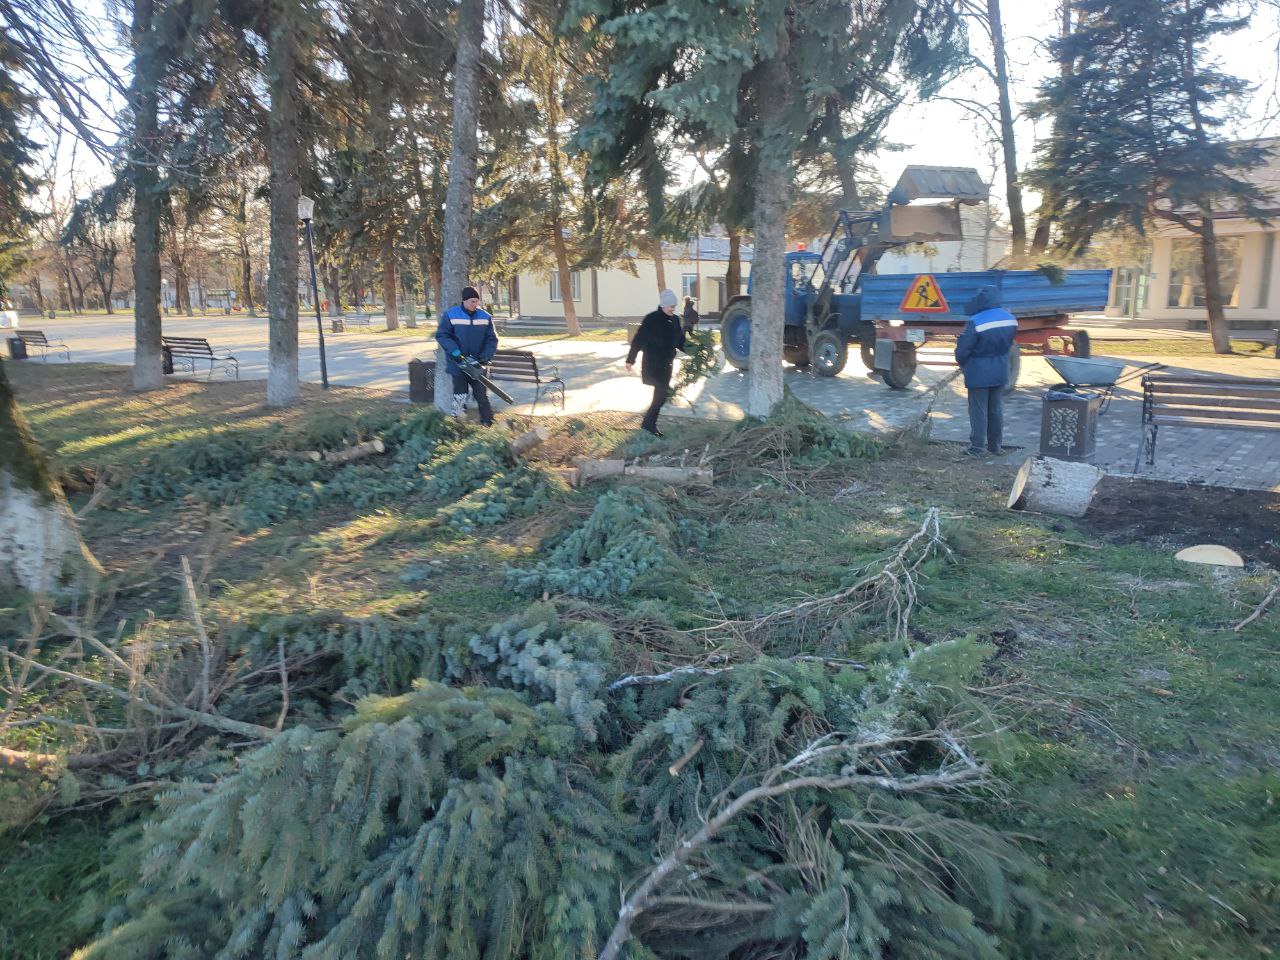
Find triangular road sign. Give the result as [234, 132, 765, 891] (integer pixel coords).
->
[899, 274, 949, 313]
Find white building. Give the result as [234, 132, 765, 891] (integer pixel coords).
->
[513, 236, 753, 324]
[876, 203, 1011, 274]
[1107, 137, 1280, 327]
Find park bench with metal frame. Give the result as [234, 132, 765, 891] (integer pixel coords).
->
[14, 330, 71, 362]
[1137, 373, 1280, 469]
[342, 312, 372, 329]
[483, 349, 565, 408]
[161, 335, 239, 380]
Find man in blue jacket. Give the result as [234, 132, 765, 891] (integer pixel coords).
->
[435, 286, 499, 425]
[954, 285, 1017, 456]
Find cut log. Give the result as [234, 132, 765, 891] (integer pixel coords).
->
[510, 426, 550, 459]
[0, 360, 101, 593]
[1175, 544, 1244, 568]
[550, 467, 581, 487]
[1007, 456, 1103, 518]
[326, 438, 385, 463]
[577, 459, 714, 486]
[578, 459, 626, 481]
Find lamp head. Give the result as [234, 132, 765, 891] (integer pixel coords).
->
[297, 195, 315, 221]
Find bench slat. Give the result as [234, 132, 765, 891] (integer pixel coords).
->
[1153, 395, 1280, 412]
[1145, 374, 1280, 387]
[1150, 406, 1280, 425]
[1149, 383, 1280, 402]
[1151, 415, 1280, 432]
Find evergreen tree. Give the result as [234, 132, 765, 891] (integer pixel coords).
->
[1028, 0, 1268, 353]
[0, 34, 39, 296]
[574, 0, 968, 416]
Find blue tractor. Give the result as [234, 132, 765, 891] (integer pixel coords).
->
[718, 166, 1109, 389]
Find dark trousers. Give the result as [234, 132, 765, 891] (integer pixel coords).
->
[642, 382, 670, 432]
[451, 372, 493, 425]
[967, 385, 1004, 453]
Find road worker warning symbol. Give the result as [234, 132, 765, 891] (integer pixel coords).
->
[899, 274, 950, 313]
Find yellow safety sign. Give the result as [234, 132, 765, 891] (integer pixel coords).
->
[899, 274, 949, 313]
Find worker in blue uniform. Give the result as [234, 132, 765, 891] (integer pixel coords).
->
[954, 285, 1017, 456]
[435, 286, 499, 425]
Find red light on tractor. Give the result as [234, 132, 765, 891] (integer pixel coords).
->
[796, 242, 806, 251]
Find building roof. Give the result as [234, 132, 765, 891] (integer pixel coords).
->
[659, 235, 755, 262]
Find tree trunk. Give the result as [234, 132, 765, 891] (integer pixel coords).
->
[0, 360, 99, 592]
[726, 230, 742, 301]
[747, 32, 793, 418]
[825, 98, 861, 210]
[435, 0, 484, 411]
[175, 259, 193, 317]
[650, 237, 667, 293]
[1197, 217, 1232, 354]
[1030, 0, 1074, 258]
[382, 229, 399, 330]
[266, 2, 301, 408]
[240, 236, 257, 316]
[988, 0, 1026, 266]
[326, 261, 342, 316]
[551, 221, 581, 335]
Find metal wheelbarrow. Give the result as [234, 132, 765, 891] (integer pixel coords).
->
[1045, 355, 1127, 414]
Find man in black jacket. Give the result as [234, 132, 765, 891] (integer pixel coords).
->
[626, 288, 686, 437]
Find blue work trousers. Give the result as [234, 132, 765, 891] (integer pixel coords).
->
[967, 386, 1004, 454]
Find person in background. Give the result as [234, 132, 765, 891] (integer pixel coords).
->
[435, 285, 499, 426]
[954, 284, 1017, 457]
[682, 295, 700, 333]
[626, 288, 686, 437]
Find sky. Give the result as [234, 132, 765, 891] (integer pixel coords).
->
[872, 2, 1280, 215]
[32, 1, 1280, 220]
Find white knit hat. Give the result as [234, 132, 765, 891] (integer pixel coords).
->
[659, 289, 678, 308]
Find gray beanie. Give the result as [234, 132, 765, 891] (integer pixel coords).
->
[659, 289, 678, 308]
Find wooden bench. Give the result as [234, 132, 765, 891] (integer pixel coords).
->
[342, 312, 373, 329]
[1138, 373, 1280, 468]
[484, 349, 565, 408]
[13, 330, 70, 361]
[162, 336, 239, 379]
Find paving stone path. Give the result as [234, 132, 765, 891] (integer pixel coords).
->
[18, 313, 1280, 491]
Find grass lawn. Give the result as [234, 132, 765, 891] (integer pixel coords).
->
[1094, 337, 1276, 357]
[2, 362, 1277, 959]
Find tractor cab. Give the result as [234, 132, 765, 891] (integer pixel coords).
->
[783, 250, 824, 328]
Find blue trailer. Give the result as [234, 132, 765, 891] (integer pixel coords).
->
[718, 166, 1113, 389]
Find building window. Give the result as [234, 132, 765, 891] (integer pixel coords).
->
[550, 271, 581, 302]
[1166, 237, 1242, 308]
[1260, 233, 1275, 309]
[681, 274, 699, 299]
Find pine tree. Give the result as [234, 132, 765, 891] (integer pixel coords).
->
[0, 34, 39, 296]
[574, 0, 968, 416]
[1028, 0, 1268, 353]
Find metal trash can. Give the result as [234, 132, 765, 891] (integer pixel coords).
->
[627, 322, 642, 344]
[7, 337, 26, 360]
[1040, 386, 1103, 462]
[408, 358, 435, 403]
[162, 346, 174, 375]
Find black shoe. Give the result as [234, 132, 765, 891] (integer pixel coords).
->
[643, 426, 664, 438]
[964, 447, 985, 457]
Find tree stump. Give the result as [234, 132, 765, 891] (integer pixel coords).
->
[1007, 455, 1103, 518]
[510, 426, 550, 459]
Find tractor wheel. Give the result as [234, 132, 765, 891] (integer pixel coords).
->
[1003, 342, 1022, 395]
[882, 343, 918, 390]
[811, 329, 848, 377]
[859, 341, 875, 371]
[720, 300, 752, 370]
[1072, 331, 1092, 358]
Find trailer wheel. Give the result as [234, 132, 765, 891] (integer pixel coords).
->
[1003, 342, 1022, 395]
[1072, 331, 1092, 358]
[882, 343, 917, 389]
[720, 300, 752, 370]
[811, 329, 847, 377]
[859, 342, 875, 371]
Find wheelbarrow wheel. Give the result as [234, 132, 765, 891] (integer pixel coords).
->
[1072, 331, 1092, 358]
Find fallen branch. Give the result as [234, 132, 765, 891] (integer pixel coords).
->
[598, 732, 984, 960]
[1, 650, 277, 741]
[607, 655, 868, 692]
[576, 459, 714, 486]
[695, 508, 948, 646]
[298, 438, 387, 464]
[1233, 580, 1280, 632]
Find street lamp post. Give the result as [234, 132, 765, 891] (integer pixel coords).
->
[297, 195, 329, 389]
